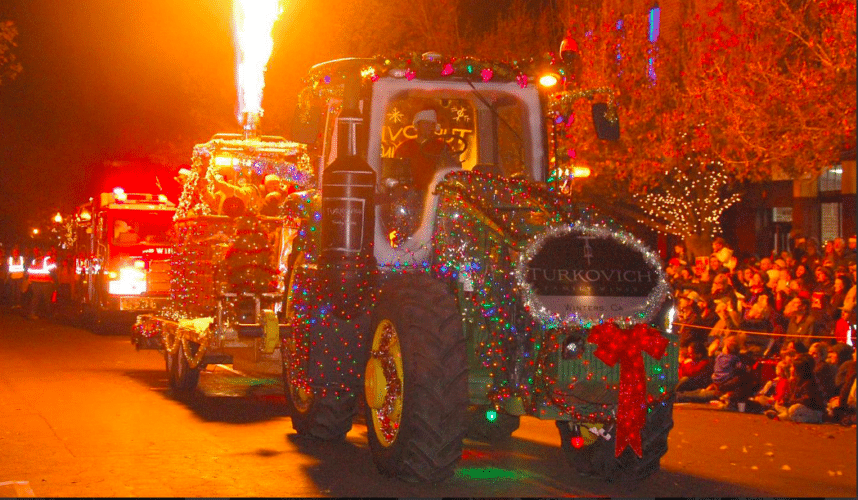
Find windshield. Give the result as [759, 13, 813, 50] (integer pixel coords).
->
[110, 211, 173, 246]
[377, 88, 530, 182]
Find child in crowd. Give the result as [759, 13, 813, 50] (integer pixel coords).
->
[677, 336, 749, 405]
[767, 353, 827, 423]
[809, 342, 838, 400]
[747, 360, 790, 413]
[676, 341, 713, 392]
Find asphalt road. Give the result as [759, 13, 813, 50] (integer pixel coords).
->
[0, 311, 855, 498]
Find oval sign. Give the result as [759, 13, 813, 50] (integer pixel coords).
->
[515, 224, 670, 329]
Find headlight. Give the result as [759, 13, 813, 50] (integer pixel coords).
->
[108, 266, 147, 295]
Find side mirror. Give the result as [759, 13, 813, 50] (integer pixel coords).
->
[592, 102, 620, 141]
[291, 106, 322, 145]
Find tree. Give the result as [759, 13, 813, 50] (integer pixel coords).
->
[685, 0, 857, 182]
[0, 20, 22, 85]
[539, 0, 856, 251]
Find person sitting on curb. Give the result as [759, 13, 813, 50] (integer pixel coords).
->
[766, 353, 826, 423]
[676, 341, 713, 392]
[745, 359, 790, 414]
[677, 335, 747, 405]
[827, 348, 857, 425]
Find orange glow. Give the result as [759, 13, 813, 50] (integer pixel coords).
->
[233, 0, 283, 124]
[572, 166, 591, 178]
[388, 230, 398, 247]
[54, 212, 63, 223]
[539, 74, 559, 87]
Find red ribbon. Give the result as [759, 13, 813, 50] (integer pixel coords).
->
[588, 322, 668, 458]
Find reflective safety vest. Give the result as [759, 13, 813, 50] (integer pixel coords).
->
[7, 256, 25, 279]
[28, 256, 57, 283]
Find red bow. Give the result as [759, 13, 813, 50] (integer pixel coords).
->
[588, 322, 668, 458]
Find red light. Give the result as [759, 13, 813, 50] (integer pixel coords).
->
[569, 423, 584, 449]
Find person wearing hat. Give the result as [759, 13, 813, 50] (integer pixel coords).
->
[395, 108, 456, 195]
[665, 258, 683, 284]
[707, 295, 742, 357]
[676, 289, 707, 349]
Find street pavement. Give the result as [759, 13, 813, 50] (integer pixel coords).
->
[0, 311, 855, 497]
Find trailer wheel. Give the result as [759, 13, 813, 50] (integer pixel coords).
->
[364, 274, 467, 483]
[466, 408, 520, 443]
[557, 395, 674, 483]
[166, 335, 200, 393]
[282, 253, 356, 440]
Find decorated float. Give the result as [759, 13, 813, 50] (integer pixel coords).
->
[132, 0, 678, 484]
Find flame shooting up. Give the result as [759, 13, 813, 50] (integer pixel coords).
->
[233, 0, 283, 136]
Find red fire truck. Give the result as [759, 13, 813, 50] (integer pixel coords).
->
[72, 188, 176, 332]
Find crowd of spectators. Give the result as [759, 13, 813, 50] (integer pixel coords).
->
[670, 235, 857, 425]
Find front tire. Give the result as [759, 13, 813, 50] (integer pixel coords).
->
[282, 253, 356, 440]
[557, 395, 674, 482]
[364, 274, 467, 483]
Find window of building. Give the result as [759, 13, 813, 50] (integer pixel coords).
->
[818, 165, 843, 192]
[820, 202, 842, 242]
[772, 206, 792, 223]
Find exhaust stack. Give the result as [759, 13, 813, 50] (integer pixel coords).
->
[242, 111, 261, 140]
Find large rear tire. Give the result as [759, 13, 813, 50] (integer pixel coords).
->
[282, 253, 356, 440]
[557, 395, 674, 482]
[364, 274, 467, 483]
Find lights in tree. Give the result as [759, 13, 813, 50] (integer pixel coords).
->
[632, 163, 741, 238]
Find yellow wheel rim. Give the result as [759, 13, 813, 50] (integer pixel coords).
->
[365, 319, 403, 447]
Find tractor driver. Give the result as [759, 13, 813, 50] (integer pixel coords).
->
[394, 109, 457, 195]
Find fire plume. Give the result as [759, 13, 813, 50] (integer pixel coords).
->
[233, 0, 283, 128]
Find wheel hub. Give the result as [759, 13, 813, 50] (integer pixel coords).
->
[365, 319, 403, 447]
[365, 357, 386, 410]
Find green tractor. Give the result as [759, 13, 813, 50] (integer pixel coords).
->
[281, 53, 678, 483]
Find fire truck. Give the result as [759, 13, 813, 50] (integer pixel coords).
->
[72, 188, 176, 332]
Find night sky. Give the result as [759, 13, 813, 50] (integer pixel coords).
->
[0, 0, 514, 246]
[0, 0, 313, 244]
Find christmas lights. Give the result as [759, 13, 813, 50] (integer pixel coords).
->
[632, 164, 741, 238]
